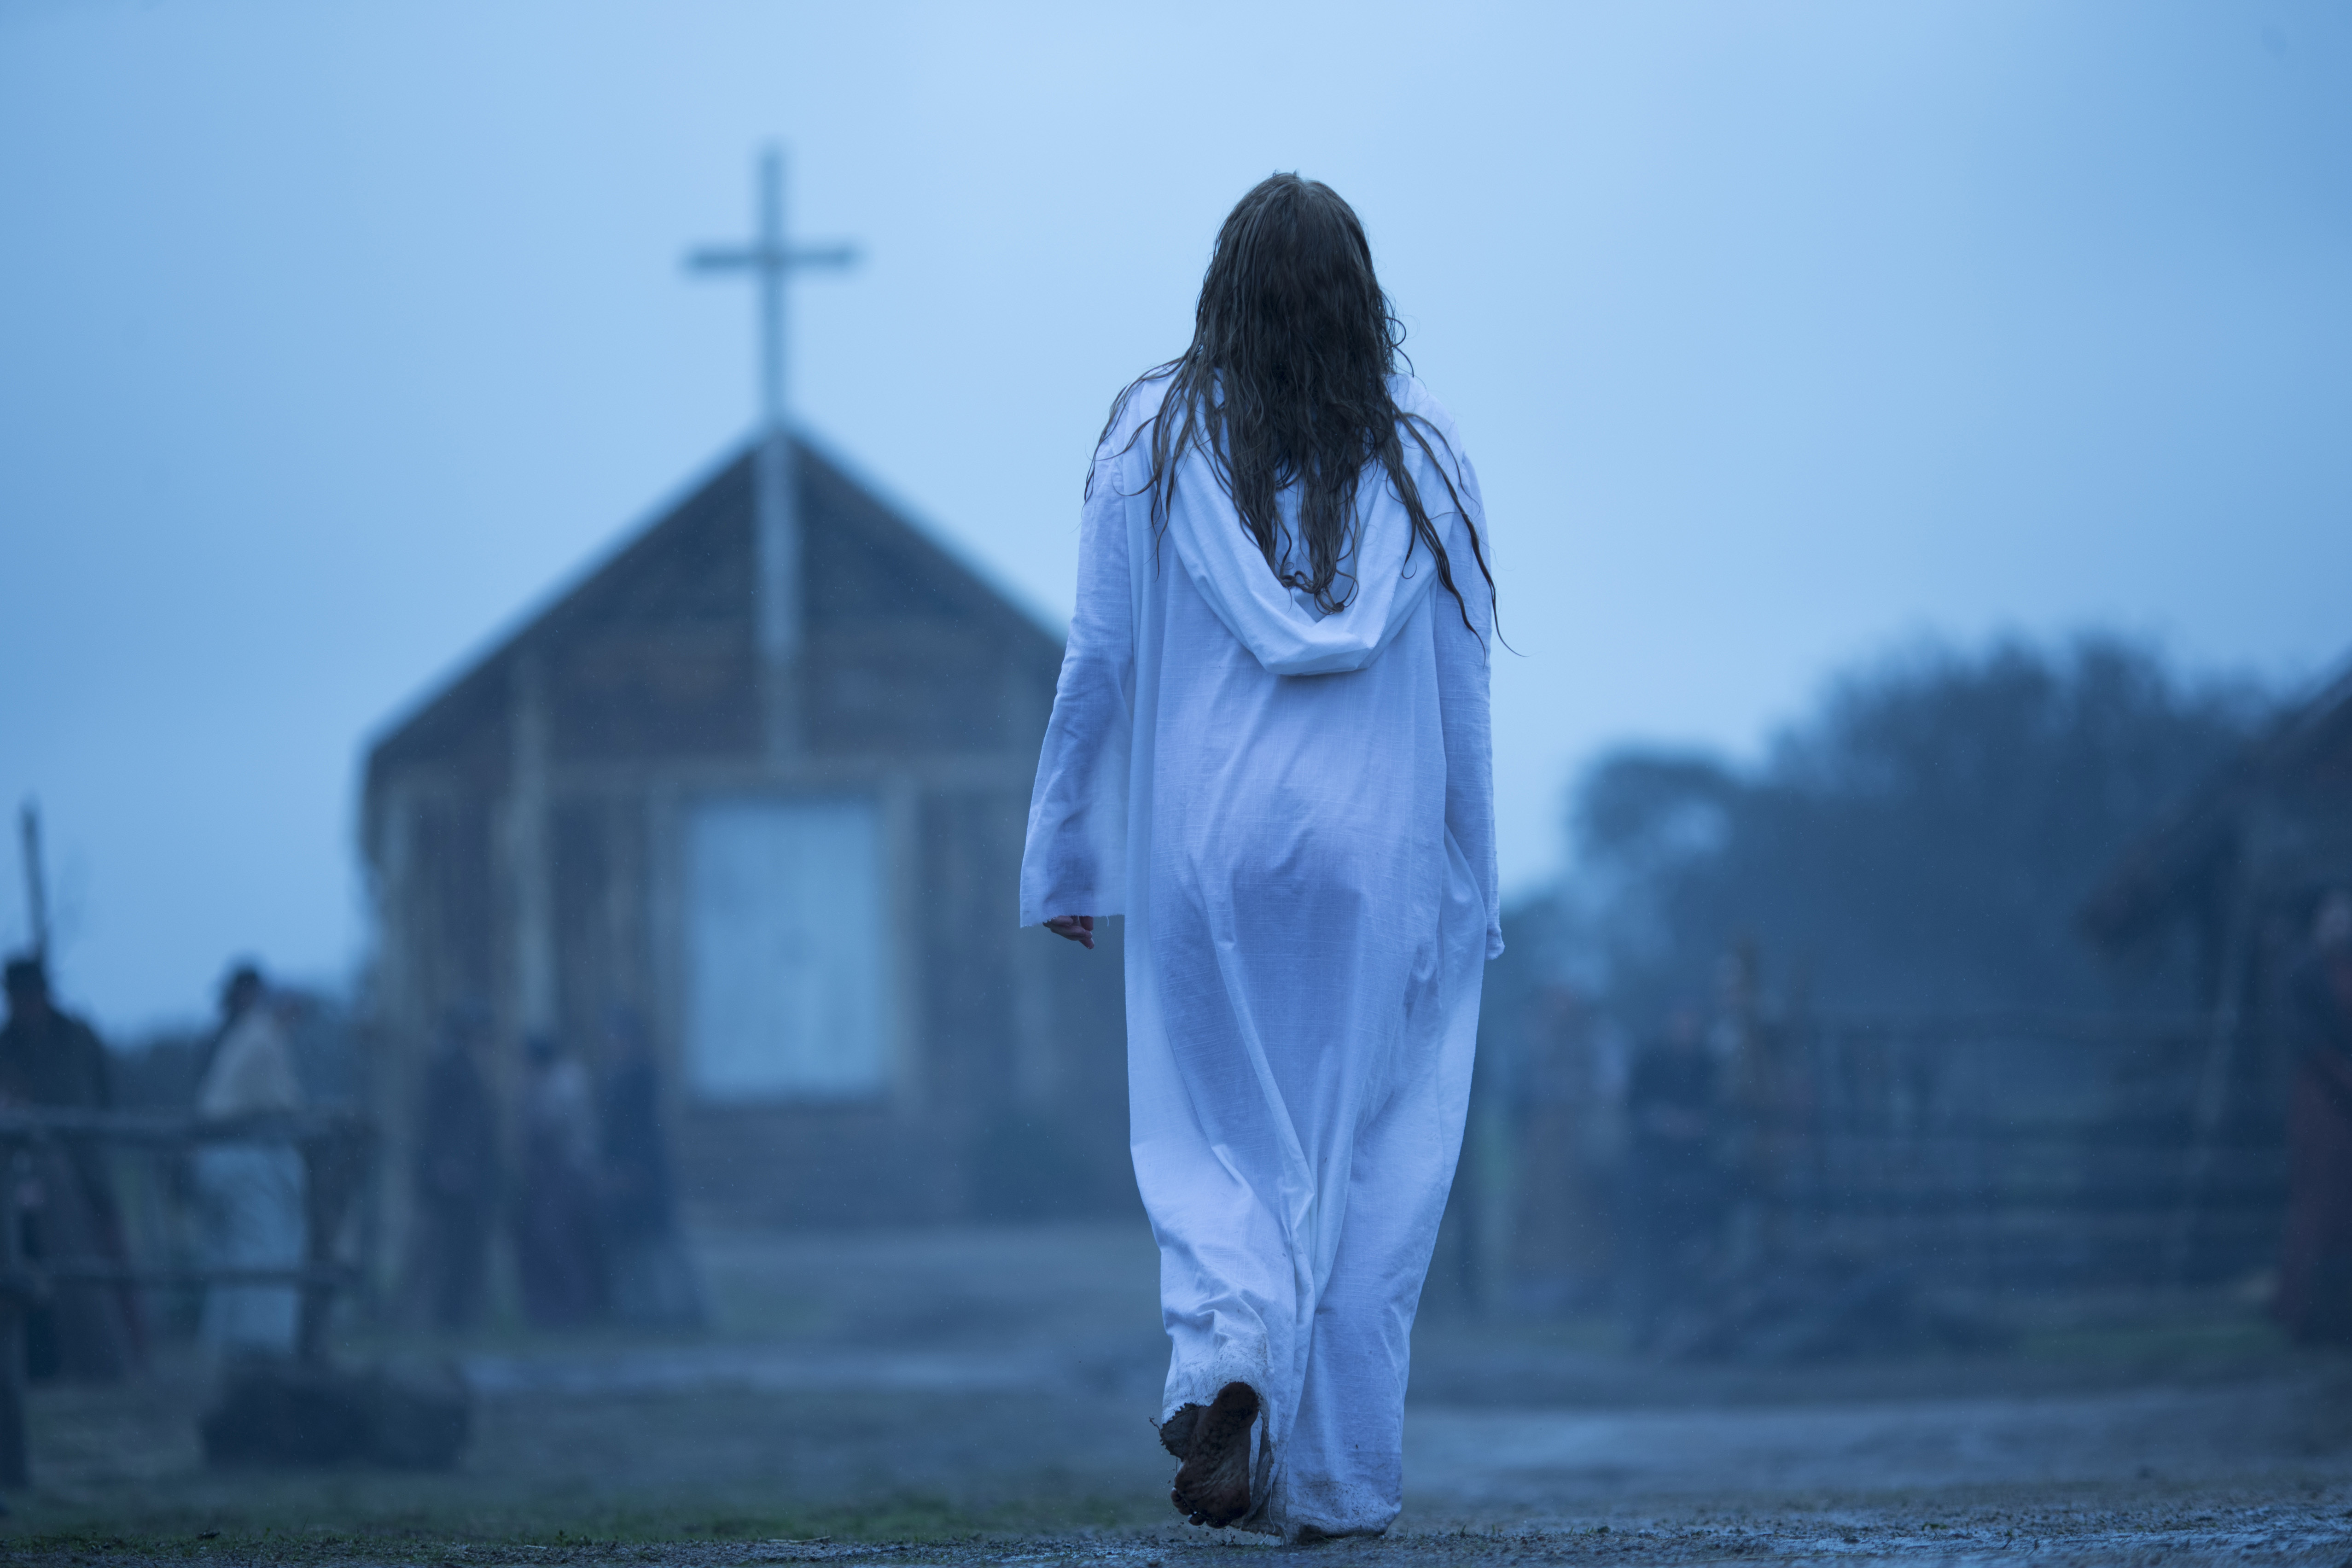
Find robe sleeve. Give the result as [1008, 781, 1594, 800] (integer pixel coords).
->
[1019, 447, 1136, 926]
[1433, 451, 1504, 961]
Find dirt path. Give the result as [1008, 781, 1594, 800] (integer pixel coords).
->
[3, 1224, 2347, 1563]
[7, 1486, 2352, 1567]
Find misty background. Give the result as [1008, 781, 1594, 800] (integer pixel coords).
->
[4, 0, 2351, 1032]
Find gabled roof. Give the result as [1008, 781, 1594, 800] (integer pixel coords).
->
[2082, 653, 2352, 950]
[364, 431, 1062, 783]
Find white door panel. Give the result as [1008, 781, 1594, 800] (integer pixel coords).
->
[684, 796, 890, 1102]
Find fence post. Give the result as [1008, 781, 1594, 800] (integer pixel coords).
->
[0, 1139, 29, 1489]
[296, 1119, 369, 1365]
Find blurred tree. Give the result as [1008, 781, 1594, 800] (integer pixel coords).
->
[1569, 635, 2267, 1021]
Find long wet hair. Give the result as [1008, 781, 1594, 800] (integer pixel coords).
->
[1098, 173, 1494, 637]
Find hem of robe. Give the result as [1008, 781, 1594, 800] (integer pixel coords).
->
[1258, 1466, 1403, 1541]
[1160, 1349, 1270, 1431]
[1273, 1464, 1409, 1540]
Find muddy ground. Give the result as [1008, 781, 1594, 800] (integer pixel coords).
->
[4, 1223, 2349, 1563]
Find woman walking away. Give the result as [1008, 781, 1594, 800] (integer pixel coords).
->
[1021, 173, 1500, 1541]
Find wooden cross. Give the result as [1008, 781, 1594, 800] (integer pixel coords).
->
[687, 147, 859, 435]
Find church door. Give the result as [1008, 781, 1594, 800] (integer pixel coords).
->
[682, 796, 892, 1102]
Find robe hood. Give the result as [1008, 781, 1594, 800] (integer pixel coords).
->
[1152, 379, 1463, 677]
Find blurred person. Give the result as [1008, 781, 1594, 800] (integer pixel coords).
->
[0, 955, 137, 1380]
[513, 1033, 604, 1327]
[406, 1004, 501, 1331]
[2277, 889, 2352, 1343]
[192, 962, 306, 1355]
[596, 1007, 704, 1329]
[0, 956, 112, 1109]
[1021, 174, 1498, 1539]
[1618, 1003, 1726, 1351]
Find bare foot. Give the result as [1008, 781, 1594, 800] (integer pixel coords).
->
[1168, 1381, 1258, 1528]
[1156, 1404, 1199, 1459]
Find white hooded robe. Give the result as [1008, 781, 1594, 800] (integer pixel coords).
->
[1020, 373, 1500, 1538]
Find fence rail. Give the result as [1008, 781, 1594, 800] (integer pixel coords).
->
[1729, 1010, 2286, 1291]
[0, 1106, 374, 1488]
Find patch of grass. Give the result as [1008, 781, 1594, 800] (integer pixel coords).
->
[2012, 1312, 2292, 1366]
[0, 1487, 1159, 1558]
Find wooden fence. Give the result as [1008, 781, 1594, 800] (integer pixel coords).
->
[0, 1108, 373, 1487]
[1728, 1011, 2288, 1292]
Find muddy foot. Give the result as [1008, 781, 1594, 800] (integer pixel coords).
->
[1156, 1403, 1200, 1459]
[1169, 1381, 1258, 1528]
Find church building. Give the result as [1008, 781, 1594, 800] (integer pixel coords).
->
[362, 431, 1126, 1229]
[361, 154, 1125, 1233]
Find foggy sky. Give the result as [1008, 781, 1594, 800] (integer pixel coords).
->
[3, 1, 2348, 1032]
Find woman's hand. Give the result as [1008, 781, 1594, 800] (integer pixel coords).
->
[1045, 915, 1097, 950]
